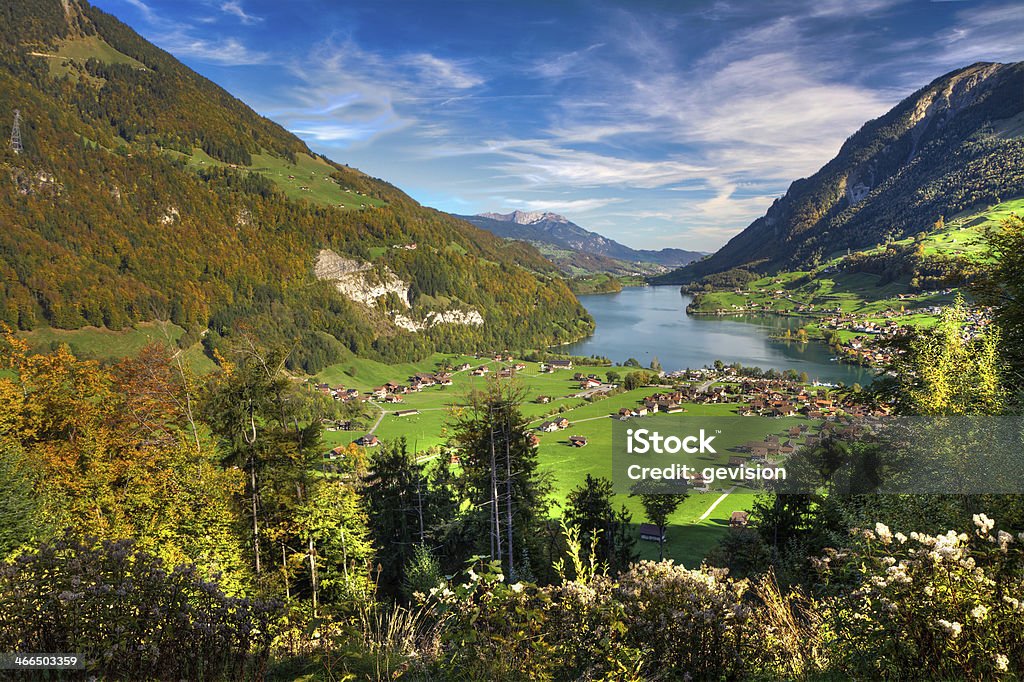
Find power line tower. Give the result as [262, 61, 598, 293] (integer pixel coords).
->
[10, 109, 23, 155]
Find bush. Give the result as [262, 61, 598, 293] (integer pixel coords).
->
[0, 535, 276, 680]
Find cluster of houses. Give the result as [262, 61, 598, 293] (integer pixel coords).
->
[824, 304, 993, 368]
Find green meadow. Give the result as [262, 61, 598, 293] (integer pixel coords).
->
[319, 357, 808, 566]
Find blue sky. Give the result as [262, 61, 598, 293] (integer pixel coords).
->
[94, 0, 1024, 251]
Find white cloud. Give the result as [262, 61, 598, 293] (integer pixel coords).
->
[220, 1, 262, 25]
[163, 35, 268, 65]
[403, 54, 483, 89]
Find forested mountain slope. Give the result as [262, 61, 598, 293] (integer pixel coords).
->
[658, 61, 1024, 284]
[0, 0, 592, 370]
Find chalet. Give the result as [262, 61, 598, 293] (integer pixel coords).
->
[535, 395, 552, 404]
[434, 373, 453, 386]
[384, 394, 404, 404]
[324, 445, 347, 460]
[371, 387, 388, 399]
[498, 368, 515, 379]
[470, 366, 489, 376]
[412, 373, 437, 387]
[357, 434, 380, 447]
[728, 456, 747, 467]
[549, 359, 573, 370]
[662, 402, 685, 414]
[394, 409, 420, 417]
[527, 433, 541, 447]
[788, 426, 803, 438]
[730, 511, 750, 528]
[581, 378, 602, 389]
[384, 381, 403, 393]
[618, 407, 635, 420]
[639, 523, 666, 542]
[569, 435, 588, 447]
[555, 417, 570, 429]
[634, 406, 649, 417]
[539, 421, 560, 433]
[514, 363, 527, 371]
[689, 474, 710, 492]
[457, 363, 472, 371]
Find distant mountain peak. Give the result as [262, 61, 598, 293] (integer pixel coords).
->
[479, 210, 570, 226]
[461, 211, 705, 270]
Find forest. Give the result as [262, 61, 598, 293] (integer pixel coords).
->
[0, 0, 592, 373]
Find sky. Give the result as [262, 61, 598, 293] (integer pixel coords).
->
[93, 0, 1024, 252]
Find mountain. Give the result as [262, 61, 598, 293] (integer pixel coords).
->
[658, 61, 1024, 284]
[0, 0, 592, 371]
[460, 210, 705, 269]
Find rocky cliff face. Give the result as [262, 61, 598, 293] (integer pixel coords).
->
[315, 249, 483, 332]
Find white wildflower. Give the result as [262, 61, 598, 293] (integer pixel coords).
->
[875, 523, 893, 544]
[895, 532, 908, 544]
[510, 582, 524, 593]
[973, 513, 995, 534]
[937, 619, 962, 637]
[995, 654, 1009, 672]
[970, 605, 989, 622]
[998, 530, 1013, 551]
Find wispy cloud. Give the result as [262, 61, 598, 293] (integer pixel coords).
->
[220, 1, 262, 25]
[162, 34, 268, 65]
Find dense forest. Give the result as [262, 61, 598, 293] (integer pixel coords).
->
[0, 0, 592, 372]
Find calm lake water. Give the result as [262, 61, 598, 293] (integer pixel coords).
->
[562, 286, 873, 385]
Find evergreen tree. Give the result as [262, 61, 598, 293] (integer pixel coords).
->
[564, 475, 637, 573]
[451, 380, 552, 581]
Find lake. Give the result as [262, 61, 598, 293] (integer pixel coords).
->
[562, 286, 873, 385]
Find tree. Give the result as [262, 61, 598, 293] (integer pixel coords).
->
[606, 370, 620, 384]
[632, 485, 686, 561]
[451, 380, 552, 581]
[624, 358, 641, 368]
[361, 438, 433, 592]
[564, 475, 637, 573]
[979, 215, 1024, 393]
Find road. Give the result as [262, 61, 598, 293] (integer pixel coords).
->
[698, 486, 738, 521]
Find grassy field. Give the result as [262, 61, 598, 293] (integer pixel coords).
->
[183, 148, 387, 211]
[693, 197, 1023, 327]
[319, 357, 807, 566]
[18, 321, 216, 373]
[31, 34, 146, 83]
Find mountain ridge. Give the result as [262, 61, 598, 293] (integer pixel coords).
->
[0, 0, 593, 370]
[657, 60, 1024, 284]
[460, 210, 705, 269]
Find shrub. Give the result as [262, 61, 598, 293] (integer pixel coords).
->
[0, 535, 275, 680]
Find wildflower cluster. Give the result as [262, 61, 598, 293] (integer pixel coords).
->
[818, 515, 1024, 679]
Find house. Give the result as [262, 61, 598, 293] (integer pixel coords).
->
[555, 417, 570, 429]
[549, 359, 573, 370]
[535, 395, 552, 404]
[730, 511, 750, 528]
[634, 406, 649, 417]
[539, 421, 559, 433]
[514, 363, 527, 371]
[527, 433, 541, 447]
[618, 407, 635, 420]
[371, 387, 388, 399]
[357, 434, 379, 447]
[498, 368, 515, 378]
[639, 523, 665, 542]
[384, 394, 404, 404]
[728, 456, 747, 467]
[384, 381, 403, 393]
[457, 363, 472, 371]
[689, 474, 710, 492]
[569, 435, 588, 447]
[412, 373, 437, 387]
[581, 378, 602, 389]
[324, 445, 347, 460]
